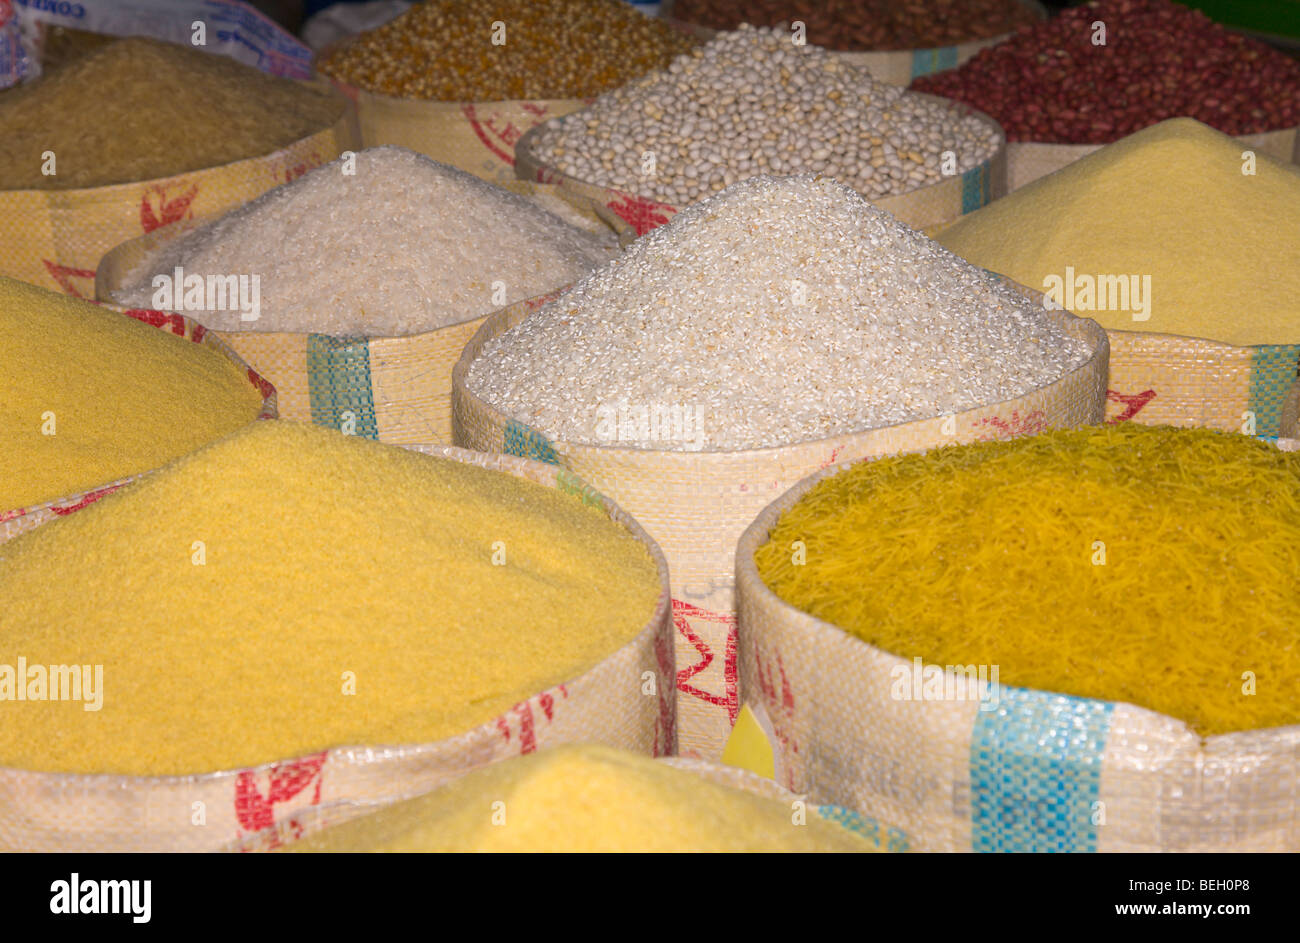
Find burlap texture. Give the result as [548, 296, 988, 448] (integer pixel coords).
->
[97, 225, 567, 444]
[659, 0, 1047, 87]
[1007, 126, 1300, 191]
[0, 309, 277, 545]
[0, 88, 357, 299]
[514, 94, 1007, 237]
[0, 444, 675, 852]
[733, 438, 1300, 853]
[1103, 329, 1300, 438]
[326, 78, 587, 195]
[935, 276, 1300, 437]
[664, 758, 910, 851]
[225, 754, 897, 851]
[451, 301, 1109, 760]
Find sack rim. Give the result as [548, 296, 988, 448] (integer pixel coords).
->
[732, 431, 1300, 747]
[0, 440, 674, 788]
[95, 217, 573, 344]
[0, 84, 352, 198]
[1, 308, 277, 526]
[512, 91, 1008, 214]
[451, 280, 1109, 462]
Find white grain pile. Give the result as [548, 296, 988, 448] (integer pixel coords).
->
[113, 147, 617, 336]
[466, 175, 1093, 452]
[526, 25, 1000, 207]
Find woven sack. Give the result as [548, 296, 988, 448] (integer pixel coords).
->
[659, 0, 1046, 88]
[228, 754, 903, 851]
[0, 444, 674, 852]
[1102, 330, 1300, 438]
[451, 301, 1109, 760]
[1006, 126, 1300, 191]
[0, 309, 277, 545]
[514, 93, 1007, 237]
[326, 78, 587, 194]
[0, 85, 357, 299]
[96, 222, 569, 444]
[918, 266, 1300, 439]
[733, 438, 1300, 853]
[662, 758, 910, 852]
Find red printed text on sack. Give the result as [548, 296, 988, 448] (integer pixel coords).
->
[672, 599, 739, 724]
[234, 751, 328, 838]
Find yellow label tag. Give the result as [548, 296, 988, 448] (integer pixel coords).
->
[721, 703, 775, 781]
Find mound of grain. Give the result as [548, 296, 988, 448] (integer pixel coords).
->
[112, 147, 617, 336]
[935, 119, 1300, 347]
[755, 424, 1300, 737]
[525, 25, 1000, 207]
[284, 744, 876, 852]
[0, 277, 262, 510]
[467, 175, 1092, 451]
[318, 0, 695, 101]
[0, 37, 343, 190]
[0, 421, 661, 776]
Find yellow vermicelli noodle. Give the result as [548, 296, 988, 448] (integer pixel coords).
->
[755, 425, 1300, 737]
[284, 745, 877, 852]
[0, 422, 660, 776]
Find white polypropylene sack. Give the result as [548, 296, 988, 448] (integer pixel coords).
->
[7, 0, 313, 85]
[0, 0, 35, 88]
[302, 0, 411, 52]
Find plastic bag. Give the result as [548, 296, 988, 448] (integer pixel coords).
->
[0, 0, 36, 89]
[5, 0, 313, 88]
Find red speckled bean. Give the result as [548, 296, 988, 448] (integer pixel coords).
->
[911, 0, 1300, 143]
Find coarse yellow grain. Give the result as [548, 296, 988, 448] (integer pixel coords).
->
[319, 0, 695, 101]
[0, 38, 343, 189]
[284, 744, 877, 852]
[936, 119, 1300, 347]
[0, 277, 263, 510]
[755, 424, 1300, 737]
[0, 421, 661, 776]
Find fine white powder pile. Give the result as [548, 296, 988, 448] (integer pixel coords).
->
[113, 146, 617, 336]
[467, 175, 1094, 451]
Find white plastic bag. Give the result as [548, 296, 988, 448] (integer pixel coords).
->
[301, 0, 411, 52]
[6, 0, 313, 87]
[0, 0, 36, 89]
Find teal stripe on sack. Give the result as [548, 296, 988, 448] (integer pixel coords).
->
[911, 45, 959, 80]
[1248, 344, 1300, 439]
[816, 805, 910, 852]
[504, 420, 559, 465]
[556, 469, 603, 507]
[961, 163, 989, 215]
[970, 687, 1112, 853]
[307, 335, 379, 439]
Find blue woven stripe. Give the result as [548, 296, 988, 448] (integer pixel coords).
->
[970, 686, 1112, 853]
[1249, 344, 1300, 439]
[306, 335, 379, 439]
[911, 46, 959, 80]
[816, 805, 910, 852]
[961, 164, 989, 214]
[503, 420, 559, 465]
